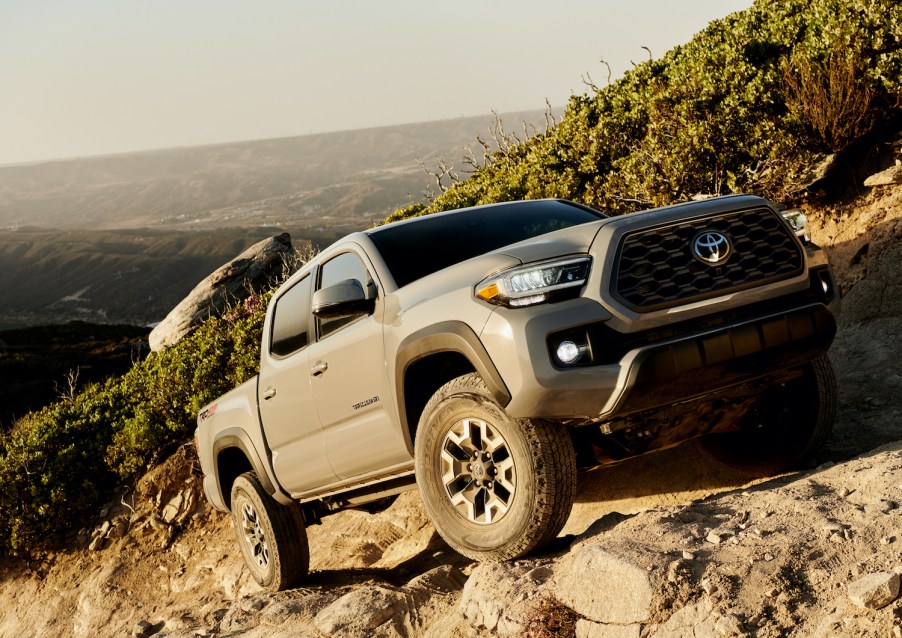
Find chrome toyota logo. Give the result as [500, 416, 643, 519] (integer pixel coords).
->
[692, 231, 731, 264]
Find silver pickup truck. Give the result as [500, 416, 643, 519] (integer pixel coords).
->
[195, 195, 839, 590]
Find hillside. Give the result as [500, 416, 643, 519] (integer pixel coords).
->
[1, 184, 900, 638]
[0, 322, 149, 429]
[0, 110, 550, 232]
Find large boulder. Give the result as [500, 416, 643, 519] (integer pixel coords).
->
[148, 233, 294, 351]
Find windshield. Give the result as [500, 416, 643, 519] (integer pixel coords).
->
[367, 200, 604, 288]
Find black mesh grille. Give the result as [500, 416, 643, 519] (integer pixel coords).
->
[613, 208, 803, 312]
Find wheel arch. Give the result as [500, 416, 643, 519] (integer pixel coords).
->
[213, 429, 280, 510]
[395, 321, 510, 454]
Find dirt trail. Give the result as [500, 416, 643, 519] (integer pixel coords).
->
[1, 185, 901, 638]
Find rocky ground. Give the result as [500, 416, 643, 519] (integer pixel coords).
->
[1, 183, 902, 638]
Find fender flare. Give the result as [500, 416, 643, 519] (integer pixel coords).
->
[394, 320, 511, 448]
[212, 428, 287, 505]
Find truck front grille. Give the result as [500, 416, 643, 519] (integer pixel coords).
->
[613, 207, 804, 312]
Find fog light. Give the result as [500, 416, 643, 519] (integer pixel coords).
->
[556, 341, 580, 365]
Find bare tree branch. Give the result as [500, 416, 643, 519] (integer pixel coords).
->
[54, 367, 80, 403]
[599, 58, 612, 85]
[544, 98, 557, 128]
[417, 155, 459, 198]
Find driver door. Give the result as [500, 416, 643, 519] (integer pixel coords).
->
[307, 249, 410, 480]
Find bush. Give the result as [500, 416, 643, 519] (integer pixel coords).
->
[0, 294, 268, 554]
[386, 0, 901, 222]
[782, 45, 875, 152]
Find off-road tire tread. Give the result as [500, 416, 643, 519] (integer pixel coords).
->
[231, 472, 310, 591]
[796, 354, 837, 459]
[698, 354, 837, 476]
[416, 373, 576, 561]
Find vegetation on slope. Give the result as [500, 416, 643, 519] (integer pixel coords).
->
[0, 298, 267, 553]
[384, 0, 901, 223]
[0, 322, 150, 430]
[0, 0, 899, 556]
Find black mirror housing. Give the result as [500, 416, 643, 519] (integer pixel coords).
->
[311, 279, 375, 319]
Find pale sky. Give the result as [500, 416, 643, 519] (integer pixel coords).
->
[0, 0, 753, 166]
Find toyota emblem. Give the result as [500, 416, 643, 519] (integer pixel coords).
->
[692, 231, 731, 265]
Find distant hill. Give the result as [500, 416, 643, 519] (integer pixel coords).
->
[0, 110, 551, 233]
[0, 226, 316, 329]
[0, 110, 552, 329]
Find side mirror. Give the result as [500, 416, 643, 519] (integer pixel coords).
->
[311, 279, 375, 319]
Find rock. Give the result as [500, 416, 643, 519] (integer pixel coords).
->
[864, 165, 902, 187]
[375, 525, 443, 569]
[682, 551, 696, 561]
[460, 561, 554, 636]
[707, 529, 733, 545]
[133, 620, 162, 637]
[149, 233, 295, 351]
[576, 618, 642, 638]
[797, 152, 837, 194]
[313, 585, 408, 636]
[161, 493, 185, 524]
[649, 598, 717, 638]
[847, 572, 901, 610]
[714, 613, 745, 636]
[555, 543, 655, 624]
[88, 535, 105, 552]
[107, 516, 129, 539]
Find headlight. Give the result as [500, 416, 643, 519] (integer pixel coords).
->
[780, 209, 810, 243]
[475, 256, 591, 308]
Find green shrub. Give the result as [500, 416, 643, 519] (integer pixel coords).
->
[387, 0, 901, 222]
[0, 294, 268, 554]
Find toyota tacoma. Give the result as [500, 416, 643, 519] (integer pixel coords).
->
[195, 195, 839, 590]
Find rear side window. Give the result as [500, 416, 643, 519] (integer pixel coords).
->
[270, 275, 312, 357]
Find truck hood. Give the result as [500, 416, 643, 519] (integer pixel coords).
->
[496, 220, 607, 264]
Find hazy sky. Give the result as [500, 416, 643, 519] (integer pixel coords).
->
[0, 0, 753, 166]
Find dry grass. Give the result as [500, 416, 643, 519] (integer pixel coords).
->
[523, 596, 578, 638]
[782, 46, 874, 152]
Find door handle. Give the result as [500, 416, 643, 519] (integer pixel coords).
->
[310, 360, 329, 377]
[262, 387, 277, 400]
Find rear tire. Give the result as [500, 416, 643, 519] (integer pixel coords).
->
[230, 472, 309, 591]
[697, 355, 837, 476]
[414, 373, 576, 561]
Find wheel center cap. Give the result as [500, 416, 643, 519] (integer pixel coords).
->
[473, 464, 485, 479]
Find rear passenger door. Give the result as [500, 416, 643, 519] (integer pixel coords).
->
[258, 274, 339, 494]
[307, 249, 410, 480]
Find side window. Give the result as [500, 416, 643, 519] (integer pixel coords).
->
[317, 252, 375, 339]
[270, 275, 312, 357]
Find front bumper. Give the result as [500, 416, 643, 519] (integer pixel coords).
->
[480, 267, 838, 422]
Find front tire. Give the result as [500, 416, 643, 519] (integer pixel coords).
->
[414, 373, 576, 561]
[697, 355, 837, 476]
[230, 472, 310, 591]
